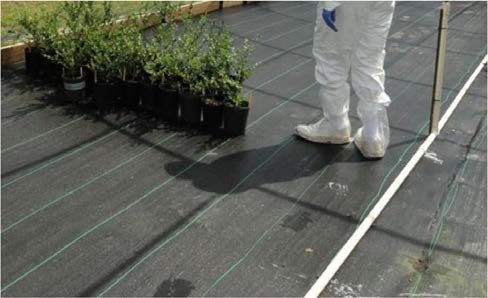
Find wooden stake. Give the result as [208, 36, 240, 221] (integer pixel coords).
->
[430, 1, 450, 134]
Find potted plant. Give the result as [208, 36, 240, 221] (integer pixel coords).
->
[200, 24, 234, 130]
[48, 28, 86, 101]
[141, 54, 160, 113]
[118, 22, 145, 110]
[88, 28, 125, 111]
[138, 2, 181, 113]
[150, 22, 181, 123]
[222, 39, 255, 136]
[18, 11, 44, 76]
[140, 27, 167, 113]
[81, 2, 114, 96]
[177, 16, 208, 126]
[18, 7, 61, 78]
[42, 2, 114, 101]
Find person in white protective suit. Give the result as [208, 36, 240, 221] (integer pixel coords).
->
[296, 1, 395, 159]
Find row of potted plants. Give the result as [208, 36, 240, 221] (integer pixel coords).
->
[20, 2, 255, 135]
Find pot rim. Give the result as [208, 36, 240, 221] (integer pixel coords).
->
[63, 74, 84, 81]
[224, 102, 250, 110]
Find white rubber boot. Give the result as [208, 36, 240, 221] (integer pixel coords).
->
[354, 128, 386, 159]
[296, 117, 352, 144]
[354, 102, 390, 159]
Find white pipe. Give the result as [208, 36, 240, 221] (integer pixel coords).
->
[305, 55, 487, 298]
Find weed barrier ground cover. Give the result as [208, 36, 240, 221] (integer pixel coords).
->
[1, 1, 486, 296]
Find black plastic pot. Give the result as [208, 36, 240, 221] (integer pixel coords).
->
[63, 71, 86, 102]
[123, 80, 140, 109]
[180, 91, 202, 125]
[47, 60, 63, 82]
[141, 82, 157, 111]
[93, 81, 118, 111]
[202, 100, 223, 130]
[39, 54, 52, 77]
[24, 48, 42, 76]
[223, 102, 249, 136]
[83, 67, 95, 96]
[157, 85, 179, 123]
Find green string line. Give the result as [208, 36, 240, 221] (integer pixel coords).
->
[202, 152, 345, 296]
[227, 2, 310, 29]
[199, 15, 488, 296]
[94, 82, 316, 296]
[410, 126, 486, 295]
[0, 80, 316, 293]
[1, 58, 312, 237]
[261, 3, 420, 44]
[244, 6, 314, 36]
[1, 115, 85, 154]
[257, 1, 446, 67]
[356, 4, 486, 223]
[0, 2, 305, 162]
[202, 49, 487, 295]
[97, 4, 468, 295]
[2, 34, 313, 235]
[0, 1, 434, 157]
[0, 0, 434, 238]
[1, 132, 178, 234]
[2, 2, 481, 294]
[0, 0, 427, 178]
[2, 108, 43, 126]
[96, 136, 297, 297]
[357, 42, 488, 226]
[1, 120, 135, 189]
[1, 17, 321, 290]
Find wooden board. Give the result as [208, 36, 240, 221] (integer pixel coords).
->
[223, 1, 244, 8]
[1, 42, 26, 66]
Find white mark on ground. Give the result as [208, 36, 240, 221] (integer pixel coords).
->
[467, 153, 486, 162]
[329, 279, 363, 297]
[424, 151, 444, 165]
[463, 241, 483, 254]
[391, 31, 404, 39]
[328, 182, 349, 196]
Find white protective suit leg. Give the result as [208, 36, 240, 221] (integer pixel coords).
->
[297, 1, 395, 158]
[351, 1, 395, 159]
[295, 3, 355, 144]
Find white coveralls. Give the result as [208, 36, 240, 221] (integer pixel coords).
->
[297, 1, 395, 159]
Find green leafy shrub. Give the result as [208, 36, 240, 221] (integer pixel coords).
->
[177, 15, 208, 95]
[87, 18, 145, 83]
[198, 22, 255, 106]
[227, 39, 255, 107]
[17, 0, 256, 104]
[144, 13, 209, 93]
[18, 7, 60, 51]
[144, 21, 180, 87]
[200, 23, 234, 100]
[46, 2, 115, 78]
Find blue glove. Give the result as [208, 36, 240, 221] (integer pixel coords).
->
[322, 9, 338, 32]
